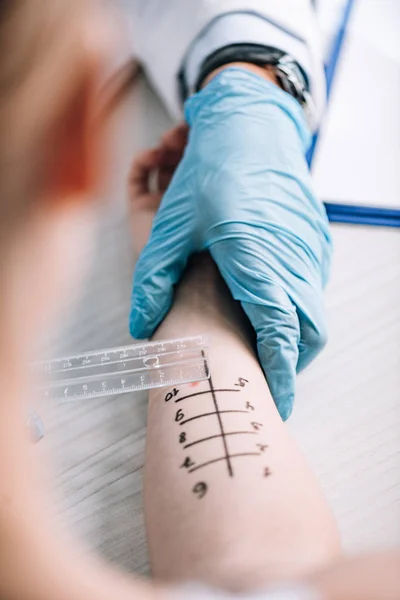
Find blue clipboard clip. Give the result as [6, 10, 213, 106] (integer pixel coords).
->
[323, 202, 400, 228]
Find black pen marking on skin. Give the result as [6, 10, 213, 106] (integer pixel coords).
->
[175, 388, 241, 403]
[179, 410, 248, 426]
[202, 351, 233, 477]
[188, 452, 261, 474]
[177, 353, 260, 478]
[183, 431, 257, 449]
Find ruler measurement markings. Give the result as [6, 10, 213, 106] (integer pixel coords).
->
[42, 351, 204, 376]
[35, 337, 209, 401]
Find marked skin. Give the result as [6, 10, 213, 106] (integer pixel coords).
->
[129, 148, 340, 593]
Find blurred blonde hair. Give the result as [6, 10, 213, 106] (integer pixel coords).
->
[0, 0, 92, 252]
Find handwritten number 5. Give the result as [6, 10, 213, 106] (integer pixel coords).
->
[235, 377, 249, 387]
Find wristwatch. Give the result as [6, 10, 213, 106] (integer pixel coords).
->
[178, 43, 316, 129]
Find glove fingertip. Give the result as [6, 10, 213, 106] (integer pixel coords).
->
[274, 393, 295, 422]
[253, 318, 298, 422]
[130, 282, 175, 339]
[129, 305, 154, 339]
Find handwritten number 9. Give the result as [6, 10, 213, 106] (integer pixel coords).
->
[192, 482, 208, 499]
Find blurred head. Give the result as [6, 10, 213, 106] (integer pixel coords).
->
[0, 0, 112, 363]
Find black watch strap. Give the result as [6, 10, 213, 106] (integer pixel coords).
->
[178, 43, 310, 103]
[196, 43, 287, 91]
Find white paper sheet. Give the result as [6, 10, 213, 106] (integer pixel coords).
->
[313, 0, 400, 208]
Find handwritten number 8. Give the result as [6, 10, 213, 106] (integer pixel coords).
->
[192, 482, 208, 499]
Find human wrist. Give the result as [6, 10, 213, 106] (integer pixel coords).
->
[201, 62, 280, 89]
[158, 254, 233, 330]
[174, 253, 221, 303]
[152, 253, 252, 349]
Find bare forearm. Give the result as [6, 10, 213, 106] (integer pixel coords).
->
[144, 254, 340, 593]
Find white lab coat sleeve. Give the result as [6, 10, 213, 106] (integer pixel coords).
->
[129, 1, 326, 127]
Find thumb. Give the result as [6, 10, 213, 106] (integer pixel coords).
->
[130, 210, 192, 339]
[210, 240, 301, 420]
[241, 293, 300, 421]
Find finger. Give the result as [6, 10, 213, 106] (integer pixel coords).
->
[279, 270, 328, 372]
[130, 238, 191, 339]
[129, 123, 188, 195]
[130, 191, 193, 339]
[129, 147, 163, 181]
[128, 147, 163, 202]
[155, 147, 186, 168]
[210, 240, 300, 420]
[160, 122, 189, 152]
[154, 141, 188, 193]
[241, 295, 300, 421]
[157, 165, 177, 193]
[129, 148, 164, 186]
[295, 287, 328, 373]
[129, 145, 186, 208]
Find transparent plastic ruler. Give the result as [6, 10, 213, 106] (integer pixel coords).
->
[34, 336, 209, 402]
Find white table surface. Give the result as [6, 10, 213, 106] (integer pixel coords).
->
[40, 0, 400, 578]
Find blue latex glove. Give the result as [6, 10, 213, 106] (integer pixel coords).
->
[130, 68, 332, 419]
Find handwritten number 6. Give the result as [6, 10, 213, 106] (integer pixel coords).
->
[235, 377, 249, 388]
[175, 409, 184, 422]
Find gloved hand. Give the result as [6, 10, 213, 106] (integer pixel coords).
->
[130, 68, 332, 420]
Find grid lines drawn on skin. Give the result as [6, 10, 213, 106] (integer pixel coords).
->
[164, 353, 272, 499]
